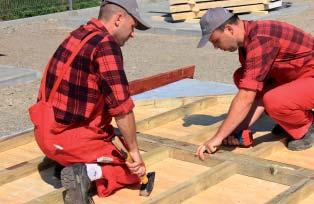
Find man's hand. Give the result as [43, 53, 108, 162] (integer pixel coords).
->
[126, 151, 146, 177]
[195, 136, 222, 160]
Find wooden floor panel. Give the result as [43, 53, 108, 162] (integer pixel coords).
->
[264, 146, 314, 170]
[0, 167, 58, 203]
[301, 193, 314, 204]
[134, 106, 173, 122]
[0, 141, 42, 169]
[182, 174, 289, 204]
[143, 103, 229, 140]
[95, 158, 209, 204]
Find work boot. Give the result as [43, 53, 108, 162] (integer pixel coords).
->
[287, 124, 314, 151]
[61, 164, 94, 204]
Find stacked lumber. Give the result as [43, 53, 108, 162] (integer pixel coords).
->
[169, 0, 283, 21]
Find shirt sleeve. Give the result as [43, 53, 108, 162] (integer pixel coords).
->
[238, 36, 280, 91]
[94, 36, 134, 117]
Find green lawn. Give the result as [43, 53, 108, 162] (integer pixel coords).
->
[0, 0, 100, 20]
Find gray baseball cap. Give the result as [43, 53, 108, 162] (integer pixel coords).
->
[101, 0, 150, 30]
[197, 7, 234, 48]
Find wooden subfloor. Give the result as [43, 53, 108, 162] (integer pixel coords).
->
[1, 95, 314, 204]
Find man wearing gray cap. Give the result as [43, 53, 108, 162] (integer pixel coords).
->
[195, 8, 314, 160]
[30, 0, 150, 203]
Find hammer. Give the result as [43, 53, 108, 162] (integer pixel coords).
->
[112, 136, 155, 196]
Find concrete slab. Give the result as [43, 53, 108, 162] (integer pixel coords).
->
[0, 65, 41, 87]
[132, 78, 237, 100]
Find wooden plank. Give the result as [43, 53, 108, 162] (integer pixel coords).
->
[0, 156, 54, 186]
[135, 96, 206, 109]
[0, 130, 34, 153]
[170, 0, 268, 13]
[129, 65, 195, 95]
[170, 148, 224, 167]
[143, 161, 237, 204]
[139, 146, 170, 166]
[266, 179, 314, 204]
[136, 97, 218, 132]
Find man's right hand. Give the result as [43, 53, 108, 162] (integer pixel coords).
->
[126, 151, 146, 177]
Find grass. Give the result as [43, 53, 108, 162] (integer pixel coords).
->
[0, 0, 100, 20]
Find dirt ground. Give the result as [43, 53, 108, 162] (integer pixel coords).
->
[0, 0, 313, 136]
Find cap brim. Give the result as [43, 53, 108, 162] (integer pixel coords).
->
[133, 14, 150, 30]
[197, 34, 210, 48]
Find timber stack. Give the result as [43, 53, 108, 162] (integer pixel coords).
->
[169, 0, 283, 21]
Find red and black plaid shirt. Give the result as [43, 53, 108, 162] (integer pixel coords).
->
[237, 20, 314, 91]
[44, 18, 134, 124]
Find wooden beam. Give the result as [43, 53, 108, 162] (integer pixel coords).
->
[135, 96, 206, 109]
[141, 146, 170, 166]
[143, 161, 237, 204]
[266, 178, 314, 204]
[170, 148, 223, 167]
[136, 96, 217, 132]
[0, 156, 54, 186]
[129, 65, 195, 96]
[0, 130, 34, 153]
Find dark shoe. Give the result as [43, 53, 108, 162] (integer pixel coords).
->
[287, 124, 314, 151]
[54, 163, 64, 180]
[271, 124, 286, 136]
[61, 164, 94, 204]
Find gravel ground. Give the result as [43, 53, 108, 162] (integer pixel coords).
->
[0, 0, 313, 137]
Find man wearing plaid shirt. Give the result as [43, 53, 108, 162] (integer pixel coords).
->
[196, 8, 314, 160]
[35, 0, 150, 203]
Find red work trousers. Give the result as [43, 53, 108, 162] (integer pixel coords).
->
[233, 68, 314, 139]
[30, 99, 139, 197]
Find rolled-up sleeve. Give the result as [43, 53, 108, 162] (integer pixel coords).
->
[238, 36, 280, 91]
[95, 36, 134, 117]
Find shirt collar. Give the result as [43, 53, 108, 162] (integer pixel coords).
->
[243, 20, 251, 48]
[87, 18, 109, 33]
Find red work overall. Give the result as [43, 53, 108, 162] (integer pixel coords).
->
[29, 32, 139, 197]
[234, 67, 314, 139]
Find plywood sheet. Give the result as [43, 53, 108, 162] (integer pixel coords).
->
[0, 167, 58, 203]
[142, 100, 230, 139]
[0, 141, 42, 169]
[264, 146, 314, 170]
[182, 174, 289, 204]
[96, 158, 209, 204]
[134, 106, 174, 121]
[300, 193, 314, 204]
